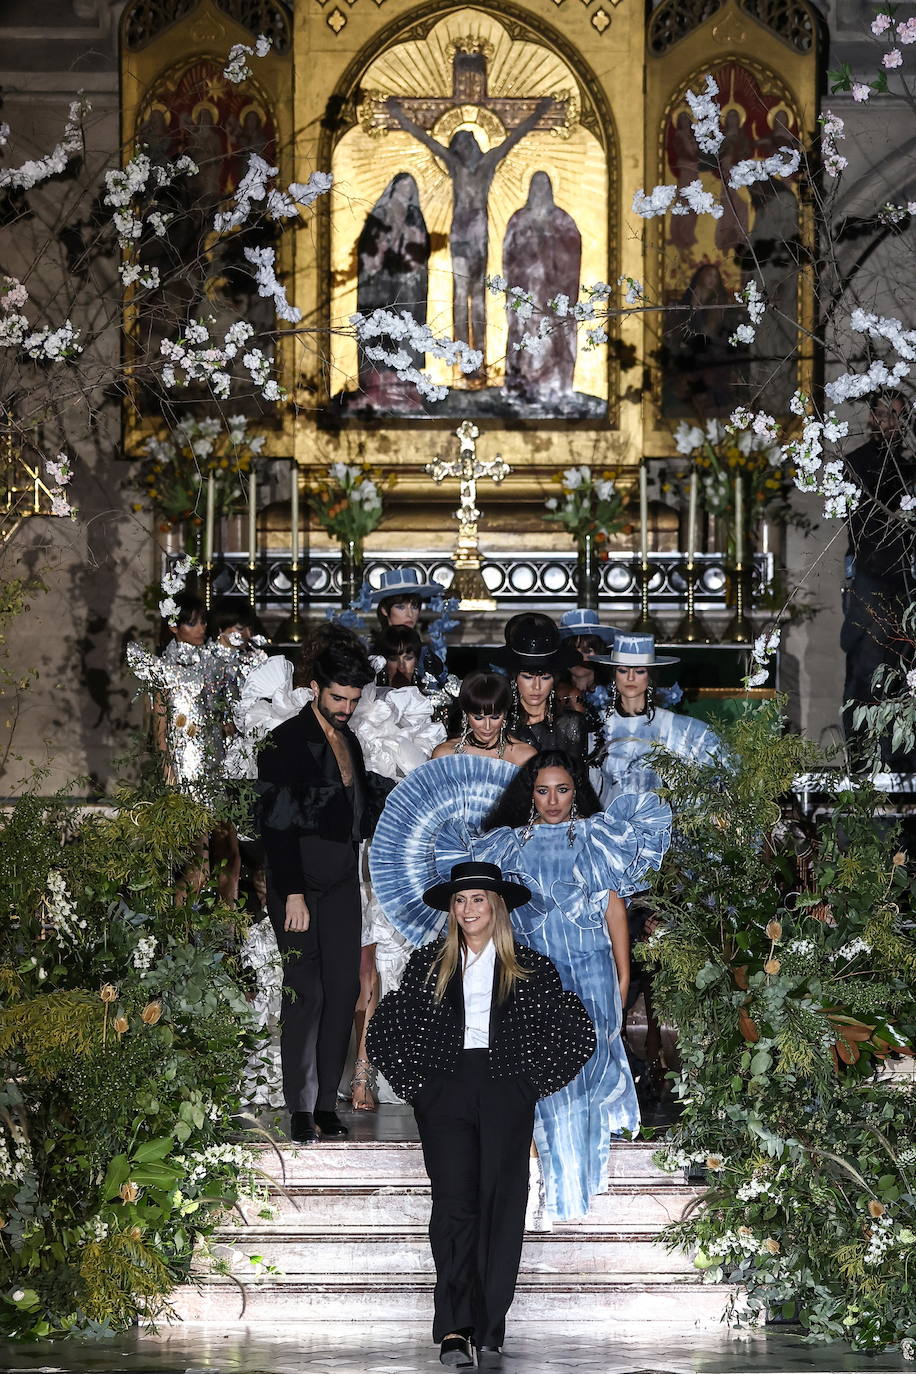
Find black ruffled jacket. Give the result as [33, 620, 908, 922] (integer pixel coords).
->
[366, 938, 596, 1103]
[255, 705, 393, 898]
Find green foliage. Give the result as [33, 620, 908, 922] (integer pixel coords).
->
[0, 776, 265, 1341]
[642, 702, 916, 1352]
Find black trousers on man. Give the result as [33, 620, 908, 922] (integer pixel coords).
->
[267, 836, 361, 1114]
[414, 1050, 536, 1348]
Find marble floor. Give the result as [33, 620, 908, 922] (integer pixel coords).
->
[0, 1326, 911, 1374]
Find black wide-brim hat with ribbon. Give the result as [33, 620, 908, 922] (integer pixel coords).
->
[422, 860, 531, 913]
[500, 611, 580, 675]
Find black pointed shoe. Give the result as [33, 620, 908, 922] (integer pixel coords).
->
[314, 1108, 349, 1138]
[439, 1333, 474, 1367]
[476, 1348, 503, 1368]
[290, 1111, 317, 1143]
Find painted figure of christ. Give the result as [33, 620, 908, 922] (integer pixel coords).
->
[386, 97, 554, 373]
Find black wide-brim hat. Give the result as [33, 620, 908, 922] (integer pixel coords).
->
[422, 860, 531, 912]
[500, 611, 580, 675]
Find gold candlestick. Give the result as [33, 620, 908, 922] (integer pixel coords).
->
[632, 558, 665, 638]
[247, 469, 257, 610]
[275, 460, 305, 644]
[674, 558, 714, 644]
[724, 562, 753, 643]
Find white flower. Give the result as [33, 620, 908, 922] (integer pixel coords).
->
[243, 245, 301, 323]
[594, 479, 616, 501]
[255, 33, 272, 56]
[678, 178, 723, 218]
[852, 83, 871, 102]
[0, 97, 87, 191]
[632, 184, 678, 218]
[685, 74, 723, 155]
[486, 274, 507, 294]
[902, 495, 916, 512]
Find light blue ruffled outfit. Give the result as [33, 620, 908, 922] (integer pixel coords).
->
[369, 755, 671, 1222]
[598, 706, 725, 804]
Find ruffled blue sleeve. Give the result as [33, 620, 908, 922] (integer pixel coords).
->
[573, 791, 672, 901]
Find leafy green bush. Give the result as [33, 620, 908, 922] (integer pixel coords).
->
[0, 783, 265, 1340]
[641, 701, 916, 1351]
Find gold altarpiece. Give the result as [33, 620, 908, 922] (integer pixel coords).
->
[119, 0, 820, 552]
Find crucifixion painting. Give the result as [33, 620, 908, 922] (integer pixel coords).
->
[329, 14, 610, 420]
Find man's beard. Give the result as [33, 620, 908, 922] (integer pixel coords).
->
[315, 698, 348, 731]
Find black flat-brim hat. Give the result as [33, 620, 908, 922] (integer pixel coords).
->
[501, 611, 579, 675]
[423, 860, 531, 912]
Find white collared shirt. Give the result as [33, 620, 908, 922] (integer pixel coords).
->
[462, 939, 496, 1049]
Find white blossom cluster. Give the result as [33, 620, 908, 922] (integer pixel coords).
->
[736, 1173, 776, 1202]
[159, 553, 197, 623]
[43, 451, 76, 519]
[213, 155, 332, 233]
[686, 74, 723, 155]
[830, 936, 872, 961]
[23, 320, 82, 362]
[864, 1211, 895, 1265]
[819, 111, 848, 178]
[727, 146, 800, 188]
[1, 279, 85, 363]
[704, 1226, 771, 1258]
[745, 628, 781, 688]
[176, 1141, 262, 1198]
[0, 122, 9, 146]
[243, 245, 301, 324]
[729, 280, 767, 347]
[786, 937, 815, 955]
[0, 1115, 33, 1184]
[352, 308, 483, 403]
[223, 33, 272, 84]
[160, 318, 283, 401]
[617, 275, 644, 305]
[0, 97, 87, 192]
[43, 868, 85, 939]
[906, 667, 916, 693]
[104, 150, 198, 250]
[132, 934, 158, 972]
[514, 316, 553, 355]
[328, 462, 381, 510]
[823, 304, 915, 408]
[779, 396, 857, 519]
[119, 263, 161, 290]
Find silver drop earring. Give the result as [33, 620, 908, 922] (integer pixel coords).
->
[455, 712, 471, 753]
[567, 798, 579, 848]
[645, 682, 655, 719]
[547, 687, 556, 729]
[522, 800, 537, 845]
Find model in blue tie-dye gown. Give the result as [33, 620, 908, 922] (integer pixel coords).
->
[369, 755, 671, 1223]
[465, 805, 669, 1220]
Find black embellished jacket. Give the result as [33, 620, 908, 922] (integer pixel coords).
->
[255, 704, 393, 899]
[366, 938, 596, 1103]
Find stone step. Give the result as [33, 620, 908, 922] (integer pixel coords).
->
[205, 1227, 698, 1277]
[235, 1182, 703, 1230]
[172, 1274, 736, 1326]
[247, 1139, 675, 1188]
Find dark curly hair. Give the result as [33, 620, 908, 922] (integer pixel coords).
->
[296, 622, 373, 690]
[481, 748, 602, 832]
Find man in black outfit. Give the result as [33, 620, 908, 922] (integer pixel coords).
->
[256, 631, 387, 1143]
[842, 390, 916, 767]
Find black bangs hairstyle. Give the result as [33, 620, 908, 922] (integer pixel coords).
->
[376, 593, 423, 629]
[375, 625, 423, 661]
[158, 591, 206, 651]
[207, 597, 265, 640]
[446, 670, 511, 736]
[481, 747, 602, 832]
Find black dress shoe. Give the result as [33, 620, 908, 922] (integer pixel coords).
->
[476, 1347, 503, 1367]
[290, 1111, 317, 1143]
[314, 1108, 349, 1138]
[439, 1333, 474, 1367]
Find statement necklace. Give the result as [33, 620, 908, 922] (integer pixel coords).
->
[466, 731, 508, 760]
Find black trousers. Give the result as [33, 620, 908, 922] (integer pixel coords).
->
[414, 1050, 536, 1348]
[267, 837, 361, 1114]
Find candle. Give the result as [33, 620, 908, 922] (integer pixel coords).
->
[639, 461, 649, 563]
[290, 461, 299, 566]
[686, 467, 698, 564]
[204, 472, 215, 565]
[734, 472, 744, 566]
[248, 469, 257, 562]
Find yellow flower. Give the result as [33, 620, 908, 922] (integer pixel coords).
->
[141, 1001, 162, 1025]
[99, 984, 118, 1003]
[114, 1014, 129, 1036]
[765, 920, 783, 941]
[119, 1181, 140, 1203]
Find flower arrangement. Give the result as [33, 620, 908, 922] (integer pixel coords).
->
[543, 464, 626, 546]
[638, 701, 916, 1351]
[308, 461, 390, 544]
[673, 418, 794, 524]
[134, 414, 266, 526]
[0, 782, 267, 1340]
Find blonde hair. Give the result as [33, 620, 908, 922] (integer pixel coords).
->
[428, 890, 529, 1004]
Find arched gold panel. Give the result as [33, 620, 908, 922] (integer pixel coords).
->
[643, 0, 819, 455]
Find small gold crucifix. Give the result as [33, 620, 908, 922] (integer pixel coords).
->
[427, 420, 510, 610]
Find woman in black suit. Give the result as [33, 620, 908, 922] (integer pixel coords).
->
[367, 861, 595, 1368]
